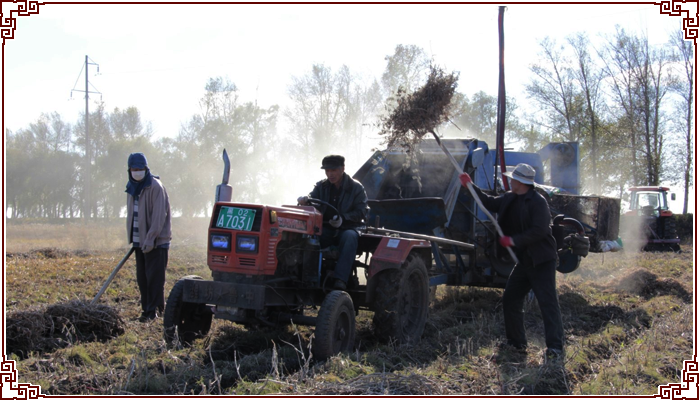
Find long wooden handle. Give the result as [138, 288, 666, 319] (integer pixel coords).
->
[429, 131, 519, 264]
[91, 247, 135, 305]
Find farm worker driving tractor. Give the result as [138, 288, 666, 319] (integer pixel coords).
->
[125, 153, 172, 322]
[297, 155, 369, 291]
[460, 163, 564, 361]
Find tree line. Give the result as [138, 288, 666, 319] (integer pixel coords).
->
[5, 25, 694, 220]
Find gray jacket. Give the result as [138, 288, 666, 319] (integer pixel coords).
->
[126, 177, 172, 248]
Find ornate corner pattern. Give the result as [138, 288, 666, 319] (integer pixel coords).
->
[659, 361, 695, 396]
[5, 6, 39, 40]
[0, 356, 44, 399]
[661, 6, 695, 39]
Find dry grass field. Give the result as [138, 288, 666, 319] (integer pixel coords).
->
[3, 219, 695, 396]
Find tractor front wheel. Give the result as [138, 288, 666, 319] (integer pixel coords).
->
[314, 290, 356, 360]
[163, 275, 213, 346]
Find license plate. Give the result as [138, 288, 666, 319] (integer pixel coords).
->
[216, 206, 256, 231]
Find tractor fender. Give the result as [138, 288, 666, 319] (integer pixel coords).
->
[365, 237, 431, 304]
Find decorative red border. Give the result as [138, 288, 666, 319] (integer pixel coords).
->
[5, 6, 39, 39]
[661, 6, 695, 39]
[0, 356, 44, 399]
[659, 361, 694, 395]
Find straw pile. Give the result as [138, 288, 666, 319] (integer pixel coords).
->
[614, 268, 691, 303]
[378, 64, 459, 154]
[6, 300, 125, 358]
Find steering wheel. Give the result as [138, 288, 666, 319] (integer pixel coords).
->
[303, 197, 340, 215]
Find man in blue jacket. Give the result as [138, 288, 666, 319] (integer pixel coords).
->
[460, 163, 563, 361]
[126, 153, 172, 322]
[298, 155, 369, 291]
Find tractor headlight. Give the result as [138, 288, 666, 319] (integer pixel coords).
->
[236, 235, 258, 254]
[210, 233, 231, 251]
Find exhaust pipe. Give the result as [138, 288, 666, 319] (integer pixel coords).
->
[215, 149, 233, 203]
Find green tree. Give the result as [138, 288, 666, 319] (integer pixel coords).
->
[72, 102, 113, 218]
[110, 106, 153, 141]
[6, 115, 80, 219]
[168, 77, 281, 215]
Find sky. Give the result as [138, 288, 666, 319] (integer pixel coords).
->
[1, 0, 693, 211]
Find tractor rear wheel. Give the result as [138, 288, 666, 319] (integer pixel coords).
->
[372, 253, 429, 343]
[163, 275, 213, 346]
[663, 219, 682, 252]
[663, 218, 678, 239]
[314, 290, 356, 360]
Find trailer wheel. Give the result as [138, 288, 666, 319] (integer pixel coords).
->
[163, 275, 213, 346]
[372, 254, 429, 343]
[314, 290, 356, 360]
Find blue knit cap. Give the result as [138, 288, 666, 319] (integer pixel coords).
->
[128, 153, 148, 169]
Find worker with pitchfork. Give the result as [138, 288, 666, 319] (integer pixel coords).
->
[125, 153, 172, 322]
[460, 163, 564, 362]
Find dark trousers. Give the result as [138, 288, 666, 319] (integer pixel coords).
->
[134, 247, 168, 316]
[320, 228, 359, 283]
[503, 257, 564, 351]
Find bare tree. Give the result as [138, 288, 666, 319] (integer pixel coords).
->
[381, 44, 431, 96]
[526, 37, 582, 142]
[286, 64, 344, 162]
[599, 27, 671, 187]
[668, 26, 694, 213]
[569, 33, 606, 194]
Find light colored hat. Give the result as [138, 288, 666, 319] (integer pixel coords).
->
[503, 163, 536, 185]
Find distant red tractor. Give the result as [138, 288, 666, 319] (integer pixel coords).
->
[622, 186, 681, 252]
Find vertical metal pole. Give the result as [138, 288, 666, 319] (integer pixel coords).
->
[85, 55, 90, 220]
[495, 6, 509, 192]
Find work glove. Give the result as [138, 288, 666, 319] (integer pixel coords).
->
[499, 236, 514, 248]
[459, 173, 472, 187]
[329, 215, 343, 228]
[297, 196, 309, 205]
[141, 243, 154, 253]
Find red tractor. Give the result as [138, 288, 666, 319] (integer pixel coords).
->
[622, 186, 681, 252]
[162, 150, 440, 360]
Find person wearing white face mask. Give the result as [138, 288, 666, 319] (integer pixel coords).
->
[126, 152, 172, 322]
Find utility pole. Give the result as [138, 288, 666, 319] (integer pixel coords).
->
[71, 56, 100, 220]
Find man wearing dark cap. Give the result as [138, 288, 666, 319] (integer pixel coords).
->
[126, 153, 172, 322]
[298, 155, 369, 290]
[460, 163, 564, 362]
